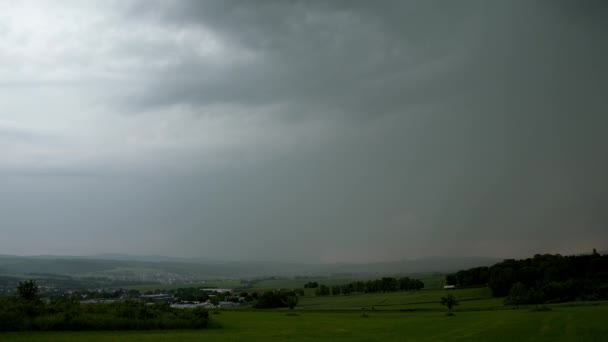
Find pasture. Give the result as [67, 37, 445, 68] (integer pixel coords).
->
[2, 304, 607, 341]
[251, 273, 446, 291]
[123, 279, 243, 292]
[121, 273, 445, 294]
[298, 287, 501, 311]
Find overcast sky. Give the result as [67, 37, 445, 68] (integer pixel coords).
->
[1, 0, 607, 262]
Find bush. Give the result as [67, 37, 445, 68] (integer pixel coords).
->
[253, 290, 298, 309]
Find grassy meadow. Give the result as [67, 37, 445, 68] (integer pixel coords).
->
[123, 279, 244, 292]
[121, 273, 445, 293]
[2, 304, 607, 341]
[301, 288, 504, 311]
[2, 287, 608, 341]
[252, 273, 446, 292]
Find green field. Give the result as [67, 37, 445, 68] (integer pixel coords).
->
[2, 304, 607, 341]
[121, 273, 446, 294]
[2, 288, 607, 341]
[123, 279, 244, 291]
[250, 274, 446, 292]
[253, 277, 365, 290]
[298, 287, 503, 311]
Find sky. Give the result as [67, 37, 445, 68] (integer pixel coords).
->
[1, 0, 607, 263]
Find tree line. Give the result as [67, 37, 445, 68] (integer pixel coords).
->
[446, 250, 608, 304]
[314, 276, 424, 296]
[252, 290, 299, 309]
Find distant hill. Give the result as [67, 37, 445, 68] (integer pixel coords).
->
[0, 254, 499, 280]
[327, 256, 501, 275]
[89, 253, 220, 264]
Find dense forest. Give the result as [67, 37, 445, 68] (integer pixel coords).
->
[446, 251, 608, 304]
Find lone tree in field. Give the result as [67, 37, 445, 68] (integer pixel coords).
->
[287, 294, 298, 310]
[17, 280, 40, 302]
[440, 294, 458, 312]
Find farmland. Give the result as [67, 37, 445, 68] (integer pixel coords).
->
[251, 273, 446, 291]
[2, 286, 608, 341]
[297, 287, 504, 311]
[2, 303, 607, 341]
[2, 253, 607, 340]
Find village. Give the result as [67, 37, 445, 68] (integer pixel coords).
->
[71, 287, 251, 309]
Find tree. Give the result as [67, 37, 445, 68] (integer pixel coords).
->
[528, 288, 545, 308]
[505, 282, 528, 308]
[341, 284, 353, 295]
[17, 280, 40, 302]
[253, 291, 293, 309]
[287, 295, 298, 310]
[316, 285, 330, 296]
[209, 296, 220, 307]
[331, 285, 341, 295]
[440, 294, 458, 312]
[127, 289, 141, 298]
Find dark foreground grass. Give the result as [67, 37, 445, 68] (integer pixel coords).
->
[2, 304, 607, 341]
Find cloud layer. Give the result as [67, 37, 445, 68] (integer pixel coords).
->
[1, 0, 607, 262]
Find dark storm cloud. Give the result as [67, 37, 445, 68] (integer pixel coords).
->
[121, 0, 479, 117]
[1, 1, 607, 261]
[121, 0, 607, 126]
[133, 0, 608, 257]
